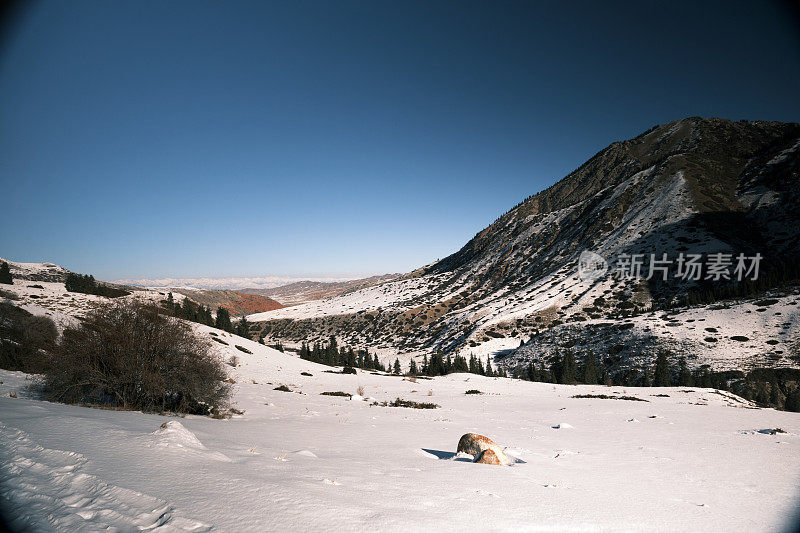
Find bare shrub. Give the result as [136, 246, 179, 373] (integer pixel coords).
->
[229, 355, 239, 367]
[357, 385, 365, 397]
[373, 397, 439, 409]
[42, 300, 230, 415]
[0, 301, 57, 372]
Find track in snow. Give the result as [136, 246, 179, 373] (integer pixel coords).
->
[0, 422, 211, 532]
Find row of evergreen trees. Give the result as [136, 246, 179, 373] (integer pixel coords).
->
[297, 336, 509, 378]
[298, 336, 388, 371]
[413, 352, 508, 378]
[515, 350, 694, 387]
[660, 254, 800, 310]
[163, 293, 250, 337]
[65, 273, 129, 298]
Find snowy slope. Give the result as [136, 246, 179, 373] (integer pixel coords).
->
[2, 338, 800, 531]
[2, 274, 799, 531]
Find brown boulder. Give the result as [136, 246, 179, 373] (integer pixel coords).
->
[475, 448, 504, 465]
[457, 433, 511, 465]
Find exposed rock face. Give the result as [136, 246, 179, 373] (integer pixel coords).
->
[457, 433, 511, 465]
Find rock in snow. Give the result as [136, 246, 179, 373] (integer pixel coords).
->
[475, 448, 505, 465]
[457, 433, 511, 466]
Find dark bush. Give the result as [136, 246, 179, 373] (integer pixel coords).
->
[42, 300, 230, 415]
[235, 345, 252, 354]
[321, 391, 351, 397]
[300, 371, 313, 376]
[572, 394, 648, 402]
[465, 389, 483, 395]
[274, 384, 292, 392]
[342, 366, 357, 374]
[0, 302, 57, 372]
[374, 397, 439, 409]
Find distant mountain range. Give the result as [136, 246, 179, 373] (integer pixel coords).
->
[241, 274, 399, 306]
[0, 258, 284, 317]
[247, 117, 800, 374]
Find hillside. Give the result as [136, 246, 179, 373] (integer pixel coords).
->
[172, 288, 284, 316]
[241, 274, 399, 306]
[247, 117, 800, 375]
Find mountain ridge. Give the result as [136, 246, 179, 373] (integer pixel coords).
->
[248, 117, 800, 374]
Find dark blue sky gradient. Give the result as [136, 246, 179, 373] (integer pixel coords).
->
[1, 1, 799, 279]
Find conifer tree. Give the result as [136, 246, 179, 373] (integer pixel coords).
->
[485, 355, 493, 377]
[653, 351, 672, 386]
[215, 307, 232, 332]
[641, 365, 651, 387]
[0, 262, 12, 284]
[526, 362, 538, 381]
[235, 316, 249, 338]
[560, 350, 577, 384]
[785, 388, 800, 412]
[409, 358, 418, 375]
[677, 356, 692, 386]
[393, 358, 401, 374]
[581, 353, 599, 385]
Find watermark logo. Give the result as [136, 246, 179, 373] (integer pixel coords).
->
[577, 250, 609, 281]
[577, 251, 762, 282]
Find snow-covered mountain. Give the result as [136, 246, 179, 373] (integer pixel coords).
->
[248, 117, 800, 373]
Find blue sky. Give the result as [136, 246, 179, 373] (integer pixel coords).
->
[1, 1, 799, 281]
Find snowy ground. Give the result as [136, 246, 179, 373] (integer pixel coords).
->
[2, 329, 799, 532]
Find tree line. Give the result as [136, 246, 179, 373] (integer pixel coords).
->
[65, 272, 129, 298]
[163, 293, 250, 337]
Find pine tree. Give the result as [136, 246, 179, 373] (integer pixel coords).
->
[785, 388, 800, 412]
[215, 307, 232, 332]
[526, 362, 538, 381]
[653, 351, 672, 387]
[409, 358, 418, 375]
[393, 358, 401, 374]
[235, 316, 249, 338]
[581, 353, 599, 385]
[641, 365, 651, 387]
[485, 355, 493, 377]
[0, 262, 12, 284]
[677, 357, 692, 386]
[560, 350, 577, 384]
